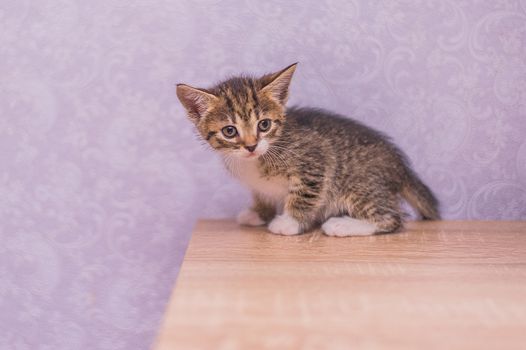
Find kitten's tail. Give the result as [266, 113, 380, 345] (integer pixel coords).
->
[402, 169, 440, 220]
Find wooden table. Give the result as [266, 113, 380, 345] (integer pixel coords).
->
[153, 220, 526, 350]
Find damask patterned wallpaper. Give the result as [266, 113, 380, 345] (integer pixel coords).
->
[1, 0, 525, 349]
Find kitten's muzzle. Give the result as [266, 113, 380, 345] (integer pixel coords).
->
[244, 144, 258, 153]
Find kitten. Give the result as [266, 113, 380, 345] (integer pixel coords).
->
[176, 63, 440, 236]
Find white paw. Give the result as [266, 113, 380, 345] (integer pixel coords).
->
[236, 209, 265, 226]
[268, 214, 301, 236]
[322, 216, 377, 237]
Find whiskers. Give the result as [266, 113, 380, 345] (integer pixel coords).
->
[217, 140, 303, 176]
[223, 153, 242, 176]
[262, 148, 287, 170]
[261, 141, 302, 170]
[268, 141, 302, 158]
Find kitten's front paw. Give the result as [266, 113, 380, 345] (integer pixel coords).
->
[268, 214, 301, 235]
[236, 209, 265, 226]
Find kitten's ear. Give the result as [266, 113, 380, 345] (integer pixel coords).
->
[260, 62, 297, 105]
[176, 84, 218, 121]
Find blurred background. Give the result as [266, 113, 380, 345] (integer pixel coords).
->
[1, 0, 525, 349]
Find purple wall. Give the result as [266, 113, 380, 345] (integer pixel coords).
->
[1, 1, 525, 349]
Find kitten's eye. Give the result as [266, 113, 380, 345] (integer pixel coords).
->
[221, 125, 238, 139]
[258, 119, 272, 132]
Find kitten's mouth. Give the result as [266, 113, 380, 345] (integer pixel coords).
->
[239, 151, 265, 160]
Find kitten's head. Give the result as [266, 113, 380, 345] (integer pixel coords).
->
[176, 63, 297, 160]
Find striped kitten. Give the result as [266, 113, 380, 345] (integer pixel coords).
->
[176, 63, 440, 236]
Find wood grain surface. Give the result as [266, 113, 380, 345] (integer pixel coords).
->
[153, 220, 526, 350]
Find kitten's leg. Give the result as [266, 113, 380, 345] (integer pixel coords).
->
[322, 191, 402, 237]
[355, 193, 403, 234]
[237, 193, 276, 226]
[268, 175, 322, 235]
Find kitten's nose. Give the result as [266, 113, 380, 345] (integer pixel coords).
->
[244, 144, 257, 153]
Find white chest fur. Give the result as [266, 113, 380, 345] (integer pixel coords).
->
[228, 159, 289, 205]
